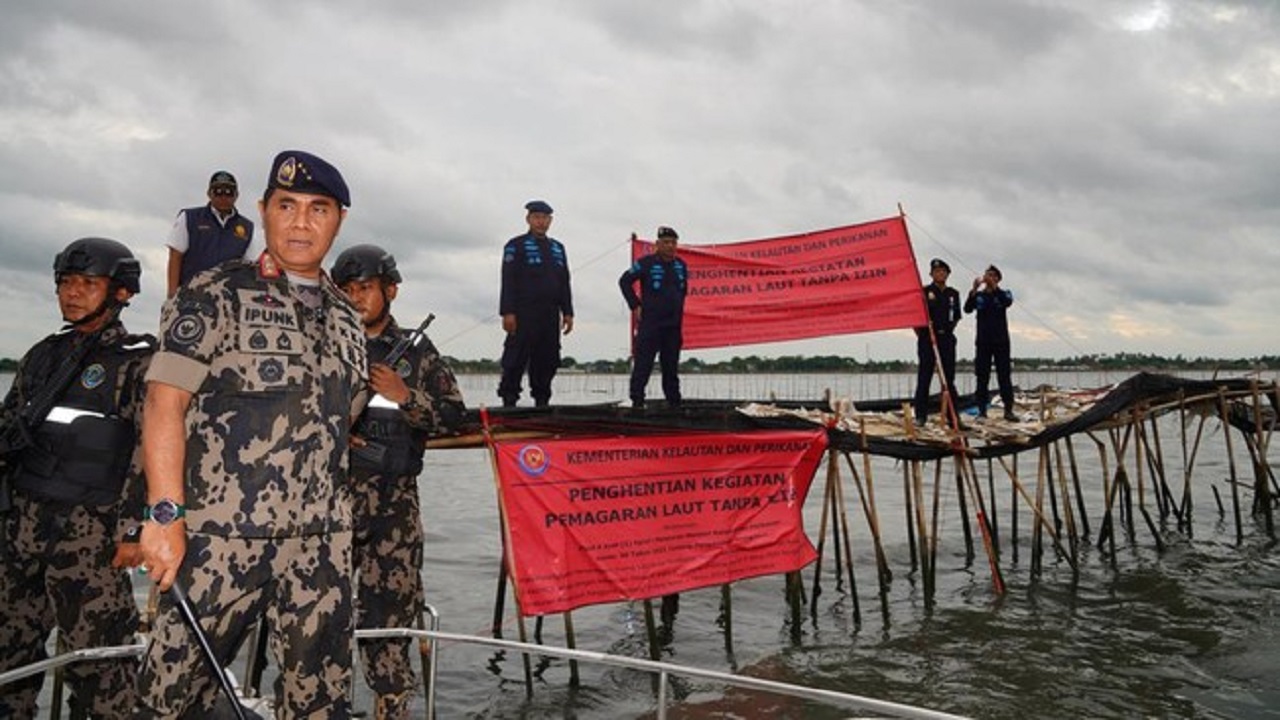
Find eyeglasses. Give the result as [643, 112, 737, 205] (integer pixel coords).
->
[211, 187, 236, 197]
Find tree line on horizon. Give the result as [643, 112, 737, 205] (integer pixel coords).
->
[440, 352, 1280, 375]
[3, 352, 1276, 376]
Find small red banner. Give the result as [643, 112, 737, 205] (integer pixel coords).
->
[492, 429, 829, 616]
[632, 215, 926, 350]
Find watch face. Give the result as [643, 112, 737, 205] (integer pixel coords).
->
[151, 500, 181, 524]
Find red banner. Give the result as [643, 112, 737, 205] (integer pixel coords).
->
[492, 429, 829, 616]
[631, 215, 926, 350]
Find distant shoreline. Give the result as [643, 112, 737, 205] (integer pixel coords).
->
[3, 354, 1279, 376]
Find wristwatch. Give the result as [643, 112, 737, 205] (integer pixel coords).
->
[144, 498, 187, 526]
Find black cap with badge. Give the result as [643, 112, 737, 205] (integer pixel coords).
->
[208, 170, 237, 190]
[929, 258, 951, 273]
[265, 150, 350, 207]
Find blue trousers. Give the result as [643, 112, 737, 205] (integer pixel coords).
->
[630, 324, 682, 406]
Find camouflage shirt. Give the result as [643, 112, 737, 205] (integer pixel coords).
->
[147, 258, 368, 538]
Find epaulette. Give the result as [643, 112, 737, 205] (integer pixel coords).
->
[257, 251, 282, 279]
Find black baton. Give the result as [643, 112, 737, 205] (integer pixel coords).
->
[168, 580, 264, 720]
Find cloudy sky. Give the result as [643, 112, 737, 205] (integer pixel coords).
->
[1, 0, 1276, 364]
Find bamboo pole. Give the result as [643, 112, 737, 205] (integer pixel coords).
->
[1066, 437, 1090, 540]
[1052, 441, 1079, 563]
[809, 449, 838, 617]
[1111, 424, 1138, 544]
[903, 462, 918, 572]
[842, 451, 891, 592]
[1010, 451, 1020, 564]
[643, 599, 661, 662]
[1133, 408, 1148, 519]
[1218, 388, 1244, 544]
[562, 612, 580, 688]
[1045, 443, 1062, 536]
[962, 453, 1005, 594]
[830, 468, 847, 592]
[1032, 447, 1047, 576]
[988, 458, 1001, 555]
[955, 457, 975, 565]
[928, 454, 944, 601]
[1181, 401, 1211, 529]
[1088, 431, 1118, 564]
[995, 455, 1076, 569]
[1251, 380, 1275, 537]
[720, 584, 734, 654]
[1147, 411, 1176, 522]
[479, 407, 534, 694]
[911, 459, 933, 602]
[830, 450, 861, 626]
[860, 420, 892, 588]
[786, 571, 804, 643]
[1177, 390, 1192, 532]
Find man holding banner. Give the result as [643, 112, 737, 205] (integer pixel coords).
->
[912, 258, 963, 427]
[619, 225, 688, 409]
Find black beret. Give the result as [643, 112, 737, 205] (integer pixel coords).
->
[266, 150, 350, 207]
[525, 200, 553, 214]
[656, 226, 679, 239]
[929, 258, 951, 273]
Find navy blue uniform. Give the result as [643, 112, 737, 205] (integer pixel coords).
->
[965, 287, 1015, 414]
[619, 254, 688, 407]
[175, 204, 254, 285]
[498, 233, 573, 406]
[913, 282, 962, 423]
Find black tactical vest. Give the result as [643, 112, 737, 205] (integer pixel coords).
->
[350, 328, 427, 478]
[12, 332, 151, 506]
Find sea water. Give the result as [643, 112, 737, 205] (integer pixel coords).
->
[4, 370, 1278, 718]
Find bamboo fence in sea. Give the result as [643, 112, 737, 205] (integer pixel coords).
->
[434, 371, 1277, 658]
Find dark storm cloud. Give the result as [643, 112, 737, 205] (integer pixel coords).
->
[0, 0, 1277, 361]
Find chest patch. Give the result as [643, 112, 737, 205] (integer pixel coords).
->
[80, 363, 107, 390]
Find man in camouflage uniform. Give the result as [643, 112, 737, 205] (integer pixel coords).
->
[136, 151, 368, 719]
[331, 244, 465, 719]
[0, 238, 153, 718]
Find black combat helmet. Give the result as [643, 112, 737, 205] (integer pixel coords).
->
[330, 244, 402, 285]
[53, 237, 142, 294]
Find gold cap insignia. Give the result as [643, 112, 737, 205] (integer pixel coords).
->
[276, 156, 297, 188]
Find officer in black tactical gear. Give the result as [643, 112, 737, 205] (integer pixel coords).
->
[332, 243, 465, 719]
[0, 237, 154, 717]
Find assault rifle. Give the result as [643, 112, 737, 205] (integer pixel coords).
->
[350, 314, 436, 470]
[0, 317, 114, 513]
[384, 313, 435, 368]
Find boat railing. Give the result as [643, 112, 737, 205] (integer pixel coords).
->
[1, 610, 968, 720]
[364, 626, 971, 720]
